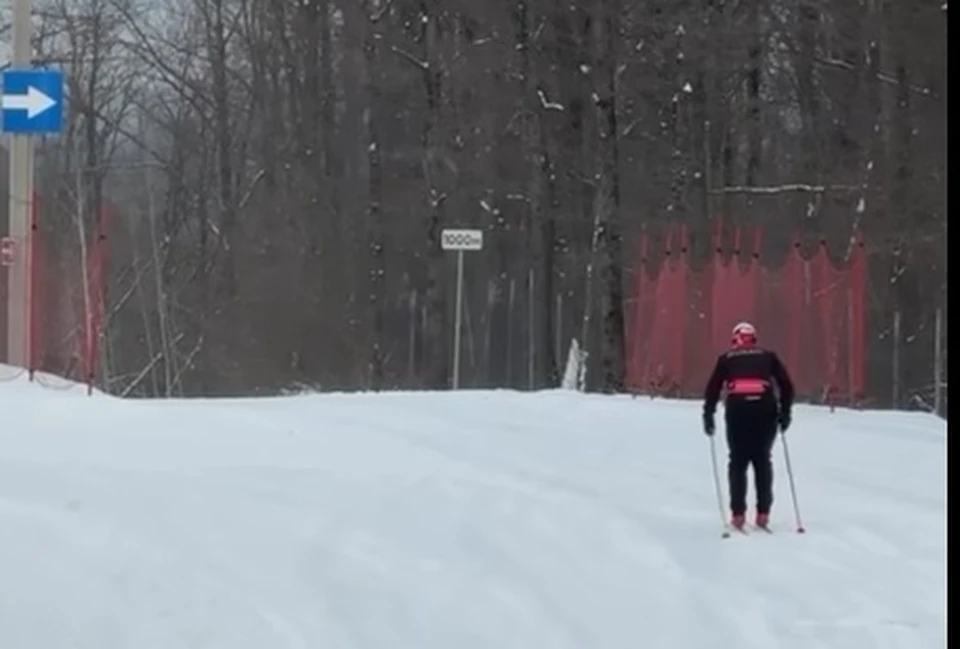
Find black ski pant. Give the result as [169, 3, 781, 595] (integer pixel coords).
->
[725, 410, 779, 515]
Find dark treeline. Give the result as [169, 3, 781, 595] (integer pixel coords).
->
[0, 0, 945, 410]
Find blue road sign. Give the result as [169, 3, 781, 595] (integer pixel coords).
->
[1, 68, 64, 134]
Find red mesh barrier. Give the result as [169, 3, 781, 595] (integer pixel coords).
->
[20, 192, 107, 393]
[628, 223, 867, 407]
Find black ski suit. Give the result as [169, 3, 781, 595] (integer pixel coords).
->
[702, 347, 795, 516]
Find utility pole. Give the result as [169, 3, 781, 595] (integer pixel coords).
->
[6, 0, 35, 367]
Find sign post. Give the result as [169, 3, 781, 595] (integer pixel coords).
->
[441, 228, 483, 389]
[1, 0, 65, 368]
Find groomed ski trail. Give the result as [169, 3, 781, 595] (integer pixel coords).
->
[0, 385, 946, 649]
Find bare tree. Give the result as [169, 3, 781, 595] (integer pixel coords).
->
[1, 0, 940, 409]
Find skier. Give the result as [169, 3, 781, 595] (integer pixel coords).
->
[702, 321, 795, 531]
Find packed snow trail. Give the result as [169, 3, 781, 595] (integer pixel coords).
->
[0, 376, 945, 648]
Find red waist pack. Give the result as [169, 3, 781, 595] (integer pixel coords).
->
[726, 378, 769, 396]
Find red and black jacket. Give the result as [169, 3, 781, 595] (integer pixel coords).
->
[703, 347, 795, 419]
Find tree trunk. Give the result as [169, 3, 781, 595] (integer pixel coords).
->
[365, 3, 386, 389]
[594, 0, 626, 393]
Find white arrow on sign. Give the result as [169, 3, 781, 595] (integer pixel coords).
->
[2, 85, 57, 119]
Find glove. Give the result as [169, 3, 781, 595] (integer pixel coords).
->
[702, 411, 715, 436]
[778, 409, 791, 433]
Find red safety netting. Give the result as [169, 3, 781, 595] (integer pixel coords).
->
[626, 222, 867, 407]
[0, 191, 108, 392]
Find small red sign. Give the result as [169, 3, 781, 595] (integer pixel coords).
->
[1, 236, 15, 267]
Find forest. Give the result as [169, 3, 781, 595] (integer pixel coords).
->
[0, 0, 946, 412]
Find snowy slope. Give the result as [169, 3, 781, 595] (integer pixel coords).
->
[0, 373, 945, 649]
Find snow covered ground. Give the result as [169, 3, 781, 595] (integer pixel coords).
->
[0, 369, 945, 648]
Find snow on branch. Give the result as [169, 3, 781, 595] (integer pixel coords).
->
[537, 89, 564, 111]
[390, 45, 428, 70]
[369, 0, 394, 23]
[814, 57, 936, 98]
[711, 184, 860, 195]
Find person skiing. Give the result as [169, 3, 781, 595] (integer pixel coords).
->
[702, 321, 795, 530]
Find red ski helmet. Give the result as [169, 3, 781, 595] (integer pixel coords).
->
[731, 321, 758, 349]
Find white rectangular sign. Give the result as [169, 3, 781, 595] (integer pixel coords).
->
[441, 228, 484, 251]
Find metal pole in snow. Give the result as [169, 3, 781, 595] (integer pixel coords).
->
[934, 307, 943, 415]
[555, 292, 563, 367]
[848, 287, 855, 405]
[892, 310, 901, 408]
[453, 249, 464, 390]
[528, 268, 534, 390]
[408, 289, 417, 385]
[507, 278, 515, 386]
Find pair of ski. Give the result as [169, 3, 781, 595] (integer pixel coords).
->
[722, 524, 773, 538]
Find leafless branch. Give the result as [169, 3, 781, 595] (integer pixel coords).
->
[711, 184, 860, 195]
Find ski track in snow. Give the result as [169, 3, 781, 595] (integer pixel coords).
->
[0, 383, 945, 649]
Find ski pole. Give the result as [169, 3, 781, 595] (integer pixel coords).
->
[709, 435, 731, 537]
[780, 432, 806, 533]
